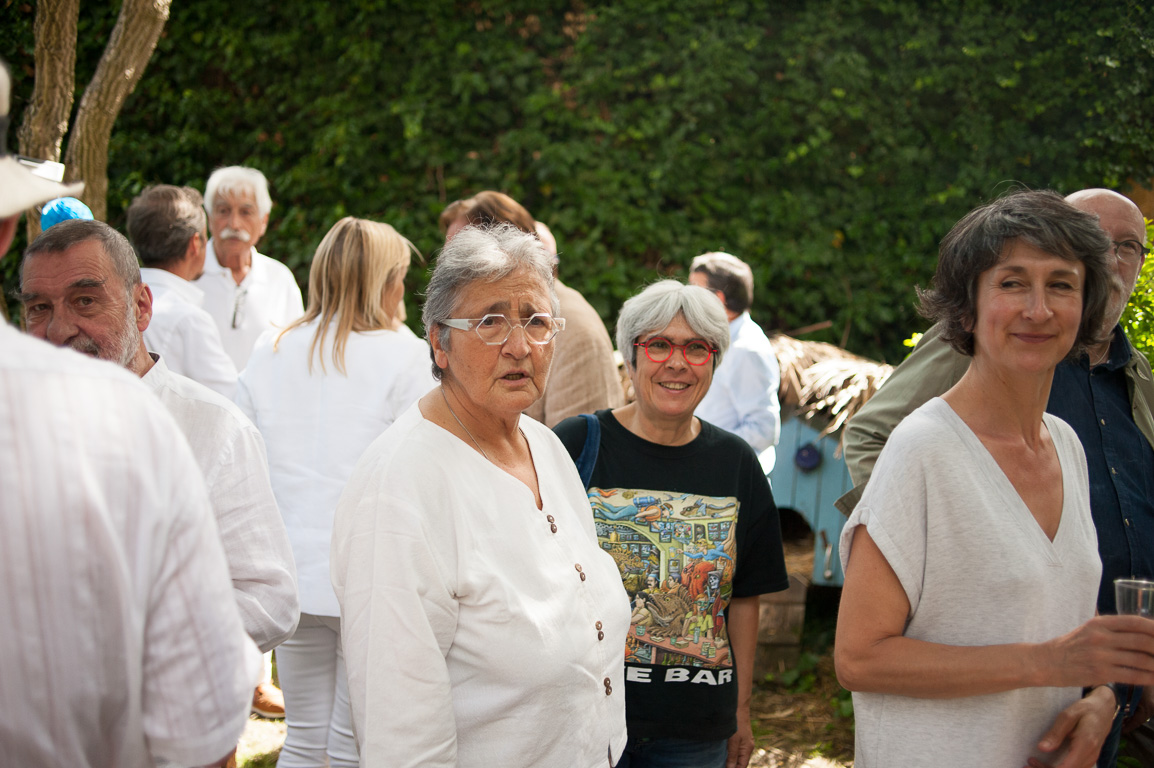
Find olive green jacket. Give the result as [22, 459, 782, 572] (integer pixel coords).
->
[834, 322, 1154, 515]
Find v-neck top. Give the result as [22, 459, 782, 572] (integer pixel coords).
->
[840, 397, 1100, 767]
[331, 402, 629, 767]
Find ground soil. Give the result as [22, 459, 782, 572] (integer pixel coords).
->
[746, 535, 854, 767]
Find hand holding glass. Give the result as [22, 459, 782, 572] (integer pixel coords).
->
[1115, 578, 1154, 618]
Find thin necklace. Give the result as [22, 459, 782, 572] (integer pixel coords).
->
[440, 387, 491, 461]
[1090, 346, 1110, 367]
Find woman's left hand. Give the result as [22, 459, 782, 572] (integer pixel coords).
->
[1025, 685, 1116, 768]
[725, 705, 754, 768]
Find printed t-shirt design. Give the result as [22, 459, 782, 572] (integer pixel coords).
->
[591, 486, 738, 674]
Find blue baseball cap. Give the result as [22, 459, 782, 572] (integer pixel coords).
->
[40, 197, 94, 230]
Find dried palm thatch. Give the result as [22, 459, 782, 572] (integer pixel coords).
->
[772, 333, 893, 438]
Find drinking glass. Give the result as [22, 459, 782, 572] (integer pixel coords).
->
[1115, 578, 1154, 617]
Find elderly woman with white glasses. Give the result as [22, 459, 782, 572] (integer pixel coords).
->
[554, 280, 789, 768]
[331, 223, 630, 768]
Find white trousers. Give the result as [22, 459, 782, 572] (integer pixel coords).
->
[275, 613, 358, 768]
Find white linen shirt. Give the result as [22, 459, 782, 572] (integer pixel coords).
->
[695, 311, 782, 472]
[236, 322, 435, 617]
[142, 355, 299, 652]
[141, 267, 238, 399]
[0, 326, 260, 767]
[331, 404, 630, 768]
[195, 240, 304, 369]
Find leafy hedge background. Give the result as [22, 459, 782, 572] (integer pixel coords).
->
[3, 0, 1153, 361]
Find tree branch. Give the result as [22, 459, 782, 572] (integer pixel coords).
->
[63, 0, 171, 221]
[17, 0, 79, 240]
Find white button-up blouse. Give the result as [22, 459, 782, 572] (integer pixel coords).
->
[332, 403, 630, 768]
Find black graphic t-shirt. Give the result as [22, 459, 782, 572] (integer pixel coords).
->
[555, 409, 789, 741]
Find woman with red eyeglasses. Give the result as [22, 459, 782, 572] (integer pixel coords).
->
[554, 279, 790, 768]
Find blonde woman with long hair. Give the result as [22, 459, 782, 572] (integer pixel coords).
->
[237, 217, 436, 767]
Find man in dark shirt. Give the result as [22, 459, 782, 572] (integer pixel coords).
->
[839, 188, 1152, 767]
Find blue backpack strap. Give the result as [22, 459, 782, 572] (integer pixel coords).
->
[574, 413, 601, 489]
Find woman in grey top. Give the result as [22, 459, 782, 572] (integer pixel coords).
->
[836, 190, 1154, 768]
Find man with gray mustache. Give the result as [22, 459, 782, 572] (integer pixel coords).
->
[195, 165, 303, 369]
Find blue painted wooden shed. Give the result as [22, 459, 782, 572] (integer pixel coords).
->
[769, 415, 853, 586]
[767, 334, 894, 587]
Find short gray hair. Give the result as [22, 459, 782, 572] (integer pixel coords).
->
[616, 280, 731, 370]
[22, 219, 141, 298]
[422, 223, 559, 381]
[690, 251, 754, 314]
[204, 166, 272, 216]
[126, 185, 206, 268]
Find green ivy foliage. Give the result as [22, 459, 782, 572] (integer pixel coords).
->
[1119, 218, 1154, 364]
[3, 0, 1153, 361]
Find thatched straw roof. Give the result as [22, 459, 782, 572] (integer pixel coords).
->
[771, 334, 893, 438]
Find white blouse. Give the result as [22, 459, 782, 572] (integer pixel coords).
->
[237, 321, 435, 617]
[839, 399, 1100, 767]
[331, 403, 630, 768]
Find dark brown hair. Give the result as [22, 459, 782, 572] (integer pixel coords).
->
[917, 189, 1113, 359]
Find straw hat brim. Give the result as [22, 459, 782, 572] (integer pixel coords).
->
[0, 156, 85, 220]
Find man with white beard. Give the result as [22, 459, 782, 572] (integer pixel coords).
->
[20, 220, 300, 723]
[195, 166, 303, 369]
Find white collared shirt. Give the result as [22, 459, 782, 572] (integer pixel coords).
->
[142, 355, 299, 651]
[332, 405, 630, 767]
[236, 321, 435, 617]
[695, 311, 782, 473]
[0, 326, 260, 767]
[141, 267, 238, 399]
[195, 241, 304, 369]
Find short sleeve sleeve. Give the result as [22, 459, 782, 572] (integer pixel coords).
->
[732, 441, 790, 598]
[839, 421, 931, 616]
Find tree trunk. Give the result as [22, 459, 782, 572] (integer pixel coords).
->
[62, 0, 172, 222]
[17, 0, 79, 240]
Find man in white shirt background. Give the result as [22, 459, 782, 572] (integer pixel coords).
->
[195, 165, 304, 369]
[0, 57, 259, 767]
[19, 219, 299, 720]
[689, 251, 782, 473]
[128, 184, 239, 399]
[195, 166, 302, 714]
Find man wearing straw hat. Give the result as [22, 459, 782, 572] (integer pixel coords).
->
[0, 58, 260, 767]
